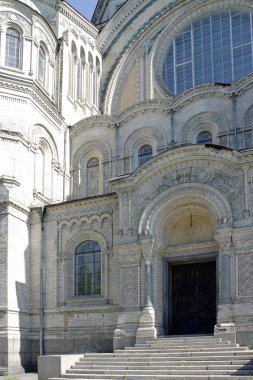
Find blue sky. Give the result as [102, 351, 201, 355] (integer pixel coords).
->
[67, 0, 98, 20]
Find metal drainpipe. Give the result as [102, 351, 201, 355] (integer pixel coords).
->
[40, 206, 46, 356]
[63, 126, 70, 201]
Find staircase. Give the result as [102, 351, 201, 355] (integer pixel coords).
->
[51, 335, 253, 379]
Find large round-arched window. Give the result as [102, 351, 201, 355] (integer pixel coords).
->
[75, 241, 101, 296]
[163, 11, 253, 95]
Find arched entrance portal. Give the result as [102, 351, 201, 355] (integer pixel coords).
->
[139, 183, 233, 336]
[170, 260, 216, 334]
[165, 207, 217, 335]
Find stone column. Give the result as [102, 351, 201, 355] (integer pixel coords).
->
[214, 227, 236, 343]
[136, 236, 157, 344]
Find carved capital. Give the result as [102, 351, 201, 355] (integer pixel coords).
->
[139, 236, 155, 263]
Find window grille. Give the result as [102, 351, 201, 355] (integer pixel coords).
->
[163, 11, 253, 95]
[5, 28, 21, 68]
[196, 131, 213, 144]
[38, 46, 46, 85]
[75, 241, 101, 296]
[138, 145, 153, 166]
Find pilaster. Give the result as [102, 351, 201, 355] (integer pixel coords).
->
[136, 236, 157, 344]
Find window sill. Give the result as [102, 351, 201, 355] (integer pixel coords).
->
[66, 294, 107, 306]
[35, 79, 50, 96]
[33, 190, 51, 205]
[0, 65, 24, 75]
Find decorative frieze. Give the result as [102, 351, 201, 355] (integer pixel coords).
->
[165, 240, 218, 256]
[133, 165, 243, 232]
[45, 195, 117, 222]
[0, 11, 32, 35]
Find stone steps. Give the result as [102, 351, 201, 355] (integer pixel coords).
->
[71, 364, 253, 369]
[49, 336, 253, 379]
[50, 376, 253, 380]
[75, 360, 253, 365]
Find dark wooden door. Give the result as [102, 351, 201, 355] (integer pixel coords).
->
[171, 261, 216, 334]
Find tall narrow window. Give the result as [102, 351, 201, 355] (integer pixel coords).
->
[87, 53, 93, 105]
[138, 145, 153, 166]
[87, 157, 99, 197]
[5, 28, 21, 68]
[196, 131, 213, 144]
[75, 241, 101, 296]
[36, 147, 45, 194]
[69, 42, 78, 100]
[35, 139, 52, 199]
[95, 57, 101, 108]
[38, 46, 46, 85]
[79, 47, 86, 102]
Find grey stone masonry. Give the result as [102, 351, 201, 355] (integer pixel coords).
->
[39, 335, 253, 379]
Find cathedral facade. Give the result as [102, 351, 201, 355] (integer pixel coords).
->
[1, 0, 253, 373]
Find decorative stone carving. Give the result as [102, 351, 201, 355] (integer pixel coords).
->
[121, 265, 140, 307]
[59, 13, 97, 40]
[123, 126, 167, 155]
[181, 112, 229, 143]
[238, 253, 253, 298]
[73, 140, 111, 168]
[166, 241, 218, 256]
[30, 125, 59, 161]
[135, 166, 241, 236]
[0, 11, 32, 35]
[46, 198, 117, 222]
[118, 251, 140, 265]
[34, 25, 55, 58]
[64, 229, 109, 253]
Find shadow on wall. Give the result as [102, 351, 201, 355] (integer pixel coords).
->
[16, 242, 37, 371]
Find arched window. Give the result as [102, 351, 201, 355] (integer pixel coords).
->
[38, 46, 46, 85]
[5, 28, 21, 68]
[196, 131, 213, 144]
[87, 52, 93, 105]
[36, 147, 45, 194]
[163, 11, 253, 95]
[95, 56, 101, 108]
[87, 157, 99, 197]
[78, 47, 86, 102]
[35, 139, 52, 199]
[75, 241, 101, 296]
[69, 42, 77, 100]
[138, 145, 153, 166]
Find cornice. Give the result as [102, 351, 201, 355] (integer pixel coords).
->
[97, 0, 169, 52]
[44, 192, 118, 213]
[60, 2, 98, 39]
[70, 115, 115, 136]
[33, 0, 57, 10]
[0, 175, 21, 188]
[0, 73, 64, 126]
[109, 144, 244, 188]
[0, 198, 30, 215]
[72, 74, 253, 135]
